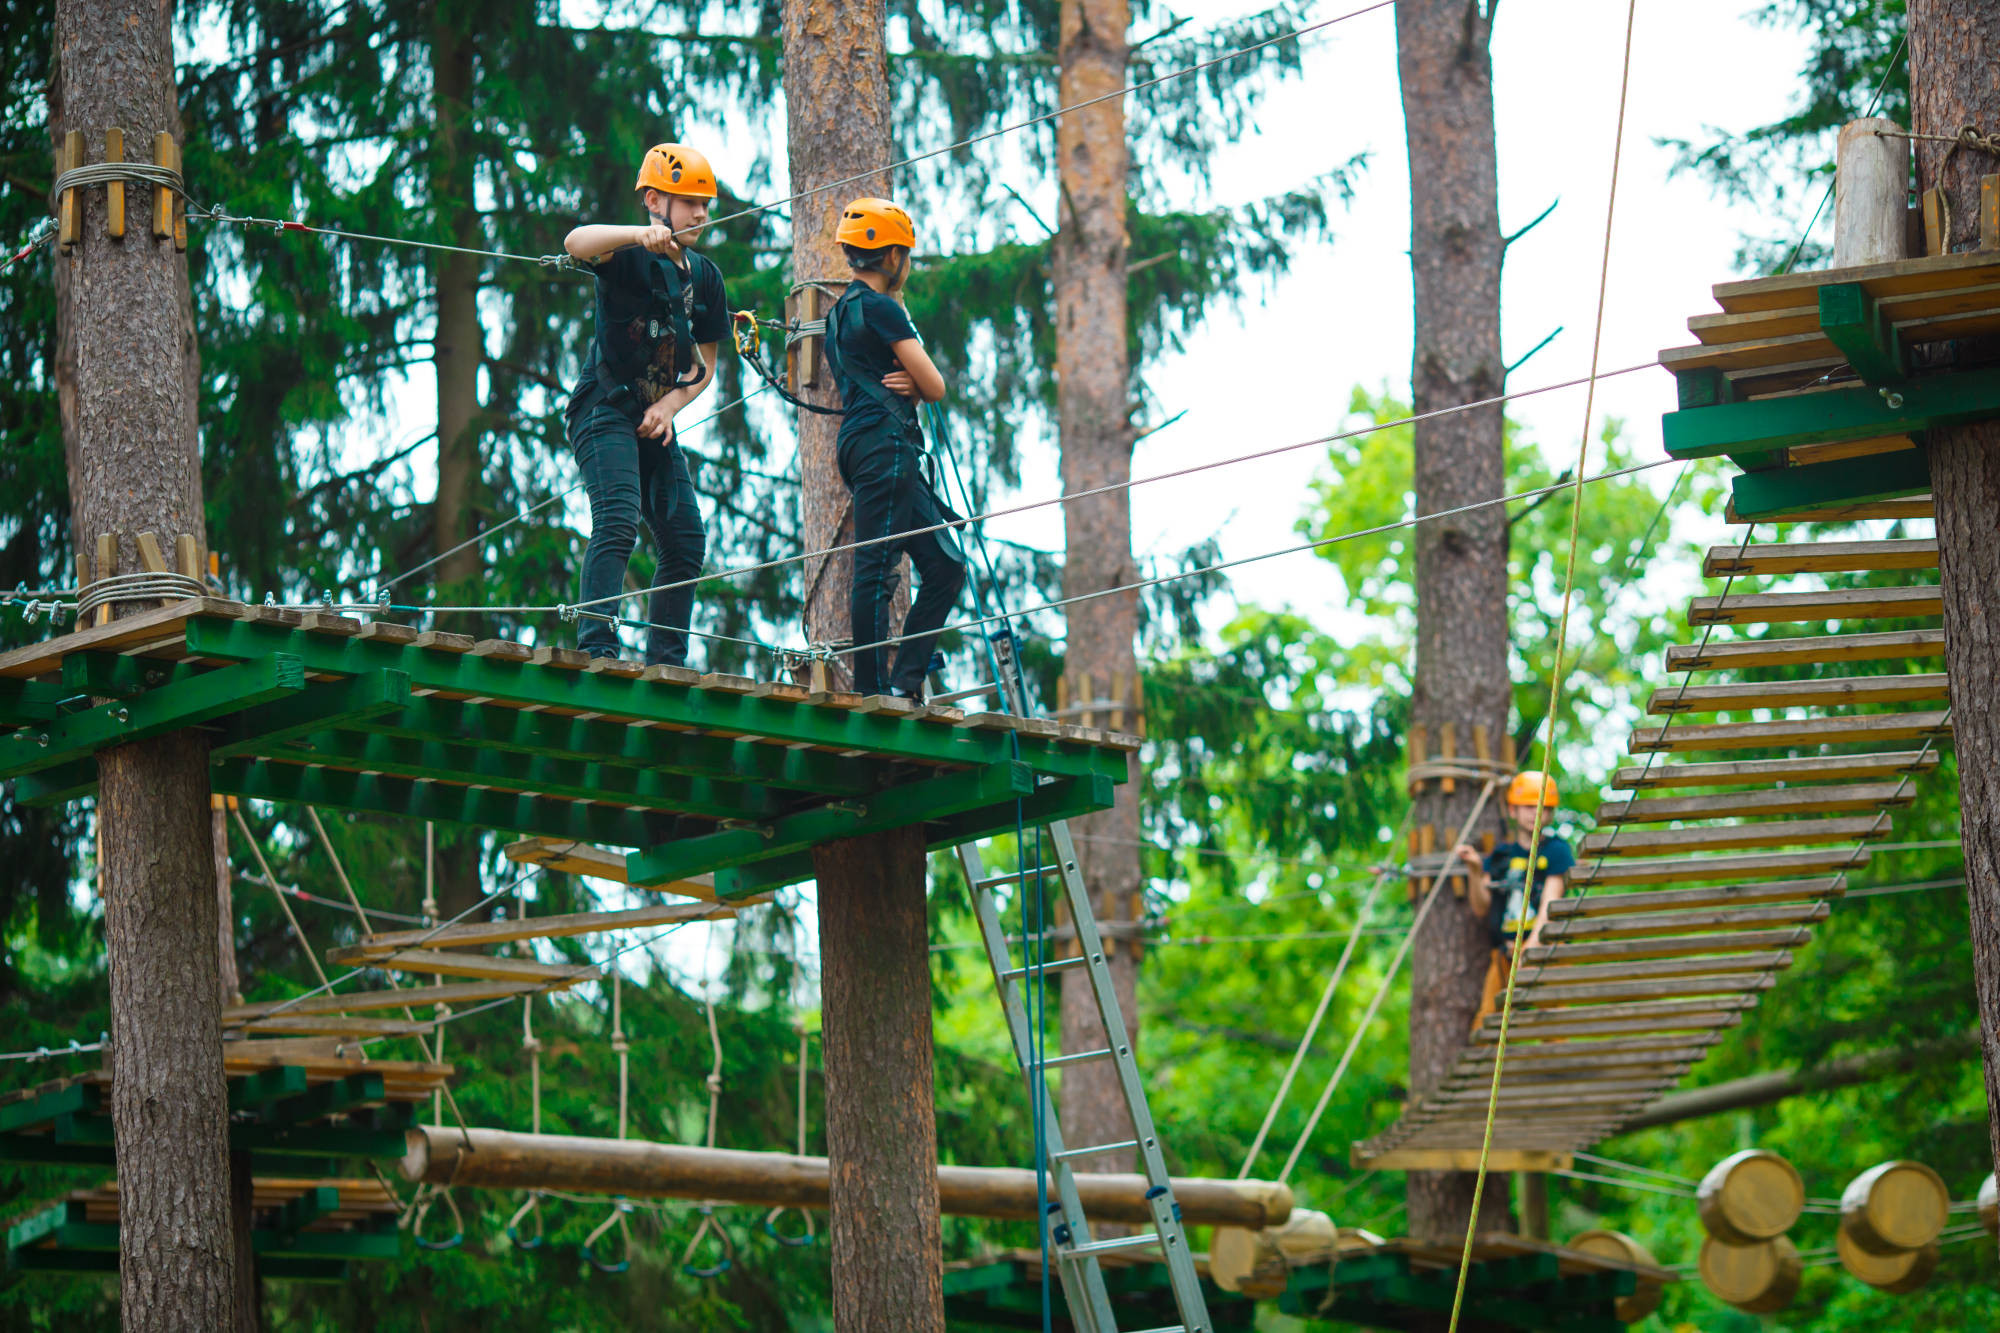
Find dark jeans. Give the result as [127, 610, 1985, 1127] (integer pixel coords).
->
[840, 428, 967, 696]
[569, 403, 707, 666]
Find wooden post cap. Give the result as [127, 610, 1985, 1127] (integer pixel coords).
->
[1978, 1173, 1998, 1240]
[1698, 1149, 1805, 1244]
[1569, 1229, 1665, 1322]
[1836, 1226, 1940, 1293]
[1698, 1234, 1802, 1313]
[1839, 1159, 1949, 1255]
[1208, 1208, 1336, 1299]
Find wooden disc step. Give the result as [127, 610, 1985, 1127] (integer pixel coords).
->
[1578, 816, 1890, 858]
[1629, 710, 1950, 754]
[1702, 539, 1937, 579]
[1644, 672, 1948, 715]
[1599, 783, 1917, 823]
[1569, 849, 1868, 887]
[1688, 584, 1940, 627]
[1665, 628, 1946, 673]
[1547, 879, 1842, 919]
[329, 899, 735, 964]
[1611, 750, 1941, 791]
[1541, 901, 1830, 943]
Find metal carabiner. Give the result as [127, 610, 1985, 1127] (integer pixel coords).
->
[505, 1189, 546, 1251]
[581, 1199, 634, 1274]
[761, 1204, 816, 1249]
[680, 1204, 734, 1278]
[411, 1185, 465, 1252]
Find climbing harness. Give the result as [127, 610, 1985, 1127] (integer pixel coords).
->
[680, 944, 735, 1277]
[507, 995, 548, 1250]
[589, 249, 708, 421]
[762, 1021, 817, 1248]
[582, 970, 636, 1274]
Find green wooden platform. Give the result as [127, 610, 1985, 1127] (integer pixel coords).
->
[0, 600, 1136, 896]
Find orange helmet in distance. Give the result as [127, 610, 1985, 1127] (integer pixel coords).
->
[636, 144, 717, 199]
[836, 197, 916, 251]
[1506, 771, 1560, 809]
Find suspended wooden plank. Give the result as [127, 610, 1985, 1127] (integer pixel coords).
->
[1611, 750, 1941, 791]
[1483, 996, 1759, 1028]
[321, 947, 603, 984]
[1436, 1074, 1691, 1100]
[1542, 901, 1830, 942]
[1443, 1059, 1705, 1090]
[1702, 540, 1937, 579]
[1451, 1036, 1720, 1068]
[1725, 495, 1933, 524]
[1520, 928, 1815, 967]
[502, 837, 759, 903]
[1664, 629, 1945, 672]
[1570, 849, 1869, 886]
[1578, 816, 1890, 857]
[1688, 584, 1940, 626]
[1516, 972, 1777, 1007]
[1645, 672, 1948, 715]
[1473, 1012, 1745, 1042]
[1548, 880, 1841, 919]
[330, 900, 736, 961]
[1599, 784, 1916, 823]
[1352, 1149, 1573, 1173]
[1629, 710, 1950, 754]
[226, 977, 572, 1022]
[234, 1015, 435, 1038]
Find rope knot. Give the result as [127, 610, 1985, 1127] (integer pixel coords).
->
[521, 1036, 543, 1054]
[705, 1073, 723, 1094]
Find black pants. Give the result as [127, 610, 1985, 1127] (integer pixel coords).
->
[839, 428, 966, 697]
[569, 402, 707, 666]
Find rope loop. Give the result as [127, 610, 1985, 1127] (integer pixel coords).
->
[761, 1205, 815, 1248]
[581, 1199, 634, 1274]
[680, 1204, 734, 1278]
[72, 571, 205, 626]
[48, 159, 190, 215]
[505, 1190, 547, 1251]
[410, 1185, 465, 1251]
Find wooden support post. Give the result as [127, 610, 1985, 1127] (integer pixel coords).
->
[58, 129, 82, 252]
[151, 131, 182, 250]
[104, 128, 125, 240]
[1833, 119, 1912, 267]
[787, 285, 825, 395]
[1922, 186, 1947, 256]
[1439, 722, 1457, 794]
[135, 531, 168, 573]
[1983, 174, 2000, 252]
[1518, 1172, 1550, 1240]
[93, 533, 116, 626]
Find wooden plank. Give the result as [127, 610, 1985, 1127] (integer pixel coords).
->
[1422, 1085, 1671, 1109]
[1451, 1035, 1719, 1066]
[1352, 1149, 1574, 1173]
[1473, 1012, 1745, 1042]
[1571, 849, 1867, 887]
[322, 948, 604, 983]
[1483, 996, 1759, 1028]
[1541, 901, 1830, 942]
[330, 900, 739, 960]
[1511, 950, 1793, 981]
[225, 977, 574, 1021]
[1688, 584, 1940, 626]
[1611, 750, 1941, 791]
[1440, 1068, 1695, 1096]
[1691, 279, 2000, 344]
[1701, 539, 1937, 579]
[1577, 816, 1890, 857]
[1787, 434, 1917, 466]
[1711, 249, 2000, 315]
[1664, 628, 1945, 673]
[1598, 783, 1915, 823]
[0, 599, 228, 680]
[1644, 672, 1947, 715]
[1516, 973, 1777, 1007]
[1629, 710, 1951, 754]
[233, 1016, 435, 1037]
[1547, 880, 1840, 919]
[500, 839, 727, 899]
[1520, 929, 1814, 967]
[1725, 495, 1933, 524]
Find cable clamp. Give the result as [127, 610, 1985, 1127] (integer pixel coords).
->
[556, 603, 580, 624]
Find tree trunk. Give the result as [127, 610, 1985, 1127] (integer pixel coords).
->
[230, 1149, 260, 1333]
[50, 2, 235, 1327]
[787, 0, 894, 683]
[813, 826, 945, 1330]
[214, 801, 239, 1003]
[1908, 0, 2000, 1174]
[1053, 0, 1141, 1183]
[1395, 0, 1514, 1243]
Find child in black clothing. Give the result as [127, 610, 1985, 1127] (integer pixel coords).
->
[1452, 771, 1576, 1029]
[823, 197, 966, 698]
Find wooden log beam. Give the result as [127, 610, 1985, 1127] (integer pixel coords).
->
[1546, 881, 1840, 919]
[1519, 928, 1816, 967]
[398, 1126, 1292, 1228]
[1569, 850, 1868, 886]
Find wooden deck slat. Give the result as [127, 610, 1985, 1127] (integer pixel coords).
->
[1541, 901, 1830, 942]
[226, 977, 579, 1021]
[331, 900, 739, 960]
[1518, 929, 1814, 966]
[1515, 972, 1776, 1006]
[321, 947, 607, 982]
[1710, 249, 2000, 314]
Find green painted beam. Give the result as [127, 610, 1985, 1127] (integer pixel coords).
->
[1818, 282, 1905, 385]
[0, 654, 305, 779]
[1731, 445, 1931, 519]
[0, 1081, 99, 1133]
[229, 1066, 310, 1111]
[257, 1227, 401, 1261]
[213, 757, 661, 847]
[245, 728, 784, 822]
[1662, 365, 2000, 460]
[59, 652, 196, 697]
[11, 761, 98, 806]
[0, 1133, 112, 1166]
[0, 678, 78, 727]
[181, 618, 1129, 782]
[346, 696, 890, 796]
[261, 1072, 385, 1125]
[210, 670, 412, 759]
[228, 1120, 412, 1160]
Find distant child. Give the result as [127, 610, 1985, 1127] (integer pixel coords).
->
[1453, 771, 1576, 1031]
[561, 143, 730, 667]
[823, 197, 966, 698]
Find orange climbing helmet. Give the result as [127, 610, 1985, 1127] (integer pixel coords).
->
[636, 143, 717, 199]
[1506, 771, 1560, 809]
[836, 197, 916, 251]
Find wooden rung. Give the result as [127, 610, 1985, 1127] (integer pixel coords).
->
[1516, 972, 1777, 1007]
[1570, 848, 1868, 886]
[1688, 584, 1940, 626]
[233, 1015, 435, 1038]
[1425, 1085, 1669, 1108]
[1702, 539, 1937, 579]
[1351, 1149, 1575, 1174]
[1451, 1035, 1720, 1066]
[1487, 994, 1759, 1027]
[1541, 901, 1830, 943]
[1577, 816, 1891, 857]
[1725, 495, 1933, 524]
[333, 900, 737, 959]
[501, 838, 741, 901]
[1664, 629, 1945, 673]
[1441, 1069, 1694, 1096]
[1645, 672, 1948, 715]
[322, 947, 603, 983]
[225, 978, 570, 1021]
[1598, 783, 1918, 823]
[1547, 879, 1841, 920]
[1474, 1012, 1744, 1042]
[1513, 951, 1796, 983]
[1521, 929, 1814, 967]
[1629, 709, 1950, 754]
[1611, 750, 1941, 791]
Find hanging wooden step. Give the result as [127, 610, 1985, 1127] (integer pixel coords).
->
[1725, 495, 1933, 524]
[1475, 1009, 1748, 1042]
[1520, 928, 1816, 967]
[1664, 628, 1945, 673]
[1688, 584, 1940, 627]
[1452, 1034, 1722, 1068]
[1570, 848, 1869, 887]
[1578, 816, 1890, 858]
[226, 977, 582, 1025]
[1515, 971, 1777, 1007]
[1541, 900, 1830, 943]
[1611, 750, 1941, 791]
[321, 947, 605, 983]
[1645, 672, 1948, 715]
[1516, 953, 1798, 986]
[500, 837, 761, 901]
[232, 1015, 436, 1038]
[330, 900, 735, 963]
[1701, 540, 1938, 579]
[1547, 879, 1842, 919]
[1599, 783, 1917, 824]
[1629, 709, 1950, 754]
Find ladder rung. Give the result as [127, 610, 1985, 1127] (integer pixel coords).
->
[1001, 955, 1090, 981]
[1126, 1327, 1187, 1333]
[1063, 1230, 1163, 1258]
[1053, 1138, 1138, 1161]
[931, 681, 998, 704]
[975, 868, 1058, 890]
[1040, 1048, 1117, 1071]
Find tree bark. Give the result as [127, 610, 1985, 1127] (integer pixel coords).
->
[1053, 0, 1142, 1182]
[1395, 0, 1513, 1243]
[50, 1, 235, 1326]
[230, 1149, 260, 1333]
[1907, 0, 2000, 1174]
[813, 826, 944, 1330]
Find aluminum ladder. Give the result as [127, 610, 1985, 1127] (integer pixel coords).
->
[951, 631, 1211, 1333]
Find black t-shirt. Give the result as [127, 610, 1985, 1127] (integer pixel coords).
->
[1483, 835, 1576, 950]
[571, 244, 730, 418]
[830, 281, 921, 444]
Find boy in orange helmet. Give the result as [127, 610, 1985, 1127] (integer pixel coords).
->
[1453, 770, 1576, 1030]
[823, 197, 965, 698]
[560, 143, 729, 666]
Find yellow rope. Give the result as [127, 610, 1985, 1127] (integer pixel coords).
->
[1444, 2, 1640, 1326]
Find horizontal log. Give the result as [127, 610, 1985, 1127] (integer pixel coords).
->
[1615, 1034, 1982, 1132]
[400, 1126, 1292, 1228]
[1547, 881, 1840, 919]
[1645, 673, 1948, 716]
[1628, 711, 1951, 754]
[1701, 540, 1937, 579]
[1542, 901, 1829, 942]
[1598, 784, 1915, 823]
[1578, 816, 1890, 857]
[1611, 751, 1940, 791]
[1570, 849, 1868, 886]
[1521, 928, 1815, 967]
[1664, 629, 1945, 673]
[1688, 584, 1940, 626]
[320, 948, 602, 984]
[234, 1015, 434, 1037]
